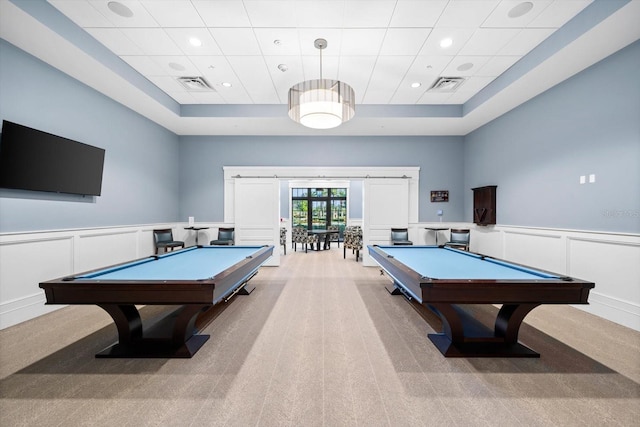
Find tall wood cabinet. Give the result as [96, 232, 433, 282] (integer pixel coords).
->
[472, 185, 497, 226]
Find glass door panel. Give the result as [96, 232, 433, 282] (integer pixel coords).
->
[311, 201, 327, 230]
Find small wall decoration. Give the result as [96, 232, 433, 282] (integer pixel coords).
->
[430, 190, 449, 202]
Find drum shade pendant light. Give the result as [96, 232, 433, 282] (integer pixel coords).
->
[288, 39, 355, 129]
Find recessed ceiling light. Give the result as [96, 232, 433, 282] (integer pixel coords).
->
[221, 82, 232, 88]
[169, 62, 186, 71]
[439, 38, 453, 49]
[278, 64, 289, 72]
[411, 82, 421, 88]
[508, 2, 534, 18]
[189, 37, 202, 47]
[456, 62, 474, 72]
[107, 1, 133, 18]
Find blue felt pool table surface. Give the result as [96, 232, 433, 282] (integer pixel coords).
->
[77, 245, 265, 281]
[374, 245, 560, 280]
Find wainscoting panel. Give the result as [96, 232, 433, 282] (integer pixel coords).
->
[77, 230, 139, 272]
[0, 235, 73, 329]
[504, 230, 565, 275]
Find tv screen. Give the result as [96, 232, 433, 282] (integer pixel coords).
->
[0, 120, 105, 196]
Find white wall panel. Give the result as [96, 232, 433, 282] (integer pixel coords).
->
[504, 230, 565, 274]
[77, 230, 139, 272]
[0, 236, 73, 329]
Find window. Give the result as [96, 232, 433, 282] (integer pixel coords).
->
[292, 187, 347, 234]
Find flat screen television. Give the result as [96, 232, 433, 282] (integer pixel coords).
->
[0, 120, 105, 196]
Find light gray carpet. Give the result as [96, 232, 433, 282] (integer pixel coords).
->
[1, 247, 639, 426]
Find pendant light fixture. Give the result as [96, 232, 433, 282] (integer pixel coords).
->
[288, 39, 355, 129]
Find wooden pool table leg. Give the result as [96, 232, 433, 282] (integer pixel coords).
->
[96, 304, 211, 358]
[427, 303, 541, 358]
[495, 303, 541, 343]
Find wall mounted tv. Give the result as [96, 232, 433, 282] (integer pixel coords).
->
[0, 120, 105, 196]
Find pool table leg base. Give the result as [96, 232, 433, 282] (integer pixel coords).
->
[96, 334, 210, 358]
[428, 334, 539, 358]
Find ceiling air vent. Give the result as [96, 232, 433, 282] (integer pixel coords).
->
[177, 76, 215, 91]
[429, 77, 465, 92]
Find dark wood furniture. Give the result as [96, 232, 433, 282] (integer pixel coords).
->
[39, 245, 274, 358]
[184, 226, 209, 245]
[308, 229, 340, 250]
[472, 185, 497, 225]
[424, 227, 449, 245]
[368, 245, 595, 358]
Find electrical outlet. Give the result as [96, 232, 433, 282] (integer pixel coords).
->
[580, 175, 586, 184]
[589, 174, 596, 183]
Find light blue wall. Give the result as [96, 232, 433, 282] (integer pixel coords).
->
[178, 136, 465, 223]
[0, 40, 180, 232]
[464, 40, 640, 233]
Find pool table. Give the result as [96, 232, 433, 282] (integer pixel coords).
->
[368, 245, 595, 358]
[40, 245, 273, 358]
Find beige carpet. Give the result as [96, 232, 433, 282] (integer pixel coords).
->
[1, 246, 639, 426]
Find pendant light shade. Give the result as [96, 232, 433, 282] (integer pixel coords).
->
[288, 39, 355, 129]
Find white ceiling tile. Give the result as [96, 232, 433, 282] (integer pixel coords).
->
[436, 0, 500, 28]
[390, 0, 448, 27]
[166, 91, 196, 104]
[265, 57, 305, 103]
[150, 56, 200, 76]
[419, 28, 475, 56]
[191, 0, 251, 27]
[369, 56, 415, 86]
[529, 0, 594, 28]
[458, 28, 521, 56]
[302, 54, 340, 80]
[499, 28, 554, 55]
[226, 56, 279, 103]
[389, 85, 427, 104]
[403, 55, 453, 85]
[454, 76, 495, 93]
[189, 56, 242, 87]
[244, 1, 297, 27]
[48, 0, 113, 27]
[341, 29, 387, 55]
[482, 0, 552, 28]
[293, 1, 345, 28]
[146, 75, 185, 93]
[475, 55, 520, 76]
[164, 28, 223, 56]
[442, 55, 491, 77]
[254, 28, 302, 55]
[140, 0, 205, 27]
[85, 28, 143, 55]
[379, 28, 431, 55]
[264, 55, 305, 87]
[120, 55, 165, 76]
[189, 91, 226, 104]
[363, 88, 397, 104]
[297, 29, 343, 55]
[363, 56, 415, 103]
[209, 28, 262, 56]
[338, 56, 378, 101]
[87, 0, 159, 27]
[120, 28, 183, 55]
[445, 90, 475, 104]
[344, 0, 398, 27]
[416, 91, 453, 104]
